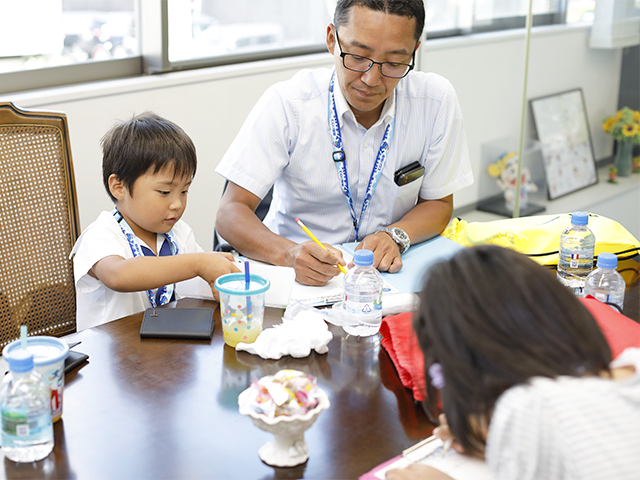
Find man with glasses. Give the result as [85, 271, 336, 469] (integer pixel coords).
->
[216, 0, 473, 286]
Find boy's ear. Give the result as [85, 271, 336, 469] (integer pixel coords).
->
[108, 174, 127, 200]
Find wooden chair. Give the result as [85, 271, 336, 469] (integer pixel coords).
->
[0, 102, 80, 348]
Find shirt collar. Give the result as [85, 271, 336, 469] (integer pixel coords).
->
[332, 69, 397, 129]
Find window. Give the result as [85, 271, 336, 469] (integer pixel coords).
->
[0, 0, 140, 94]
[0, 0, 593, 94]
[0, 0, 138, 74]
[167, 0, 330, 63]
[425, 0, 570, 37]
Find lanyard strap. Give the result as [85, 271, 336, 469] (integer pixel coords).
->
[328, 72, 396, 241]
[112, 208, 179, 307]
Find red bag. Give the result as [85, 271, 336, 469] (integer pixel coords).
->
[381, 299, 639, 402]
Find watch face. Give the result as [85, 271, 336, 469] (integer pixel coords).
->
[393, 228, 409, 243]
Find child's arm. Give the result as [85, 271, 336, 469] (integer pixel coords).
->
[90, 252, 239, 299]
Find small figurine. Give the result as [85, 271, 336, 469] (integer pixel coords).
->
[488, 152, 538, 211]
[608, 165, 618, 184]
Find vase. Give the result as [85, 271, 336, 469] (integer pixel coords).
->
[614, 140, 633, 177]
[238, 387, 330, 467]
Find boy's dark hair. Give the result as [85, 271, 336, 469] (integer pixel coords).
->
[414, 245, 612, 457]
[101, 112, 197, 202]
[334, 0, 425, 41]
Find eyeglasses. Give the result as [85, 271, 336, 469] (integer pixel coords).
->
[335, 30, 416, 79]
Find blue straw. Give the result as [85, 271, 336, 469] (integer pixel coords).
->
[244, 261, 252, 318]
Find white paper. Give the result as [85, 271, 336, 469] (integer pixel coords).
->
[374, 436, 490, 480]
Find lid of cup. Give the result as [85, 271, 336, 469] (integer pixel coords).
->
[571, 211, 588, 225]
[596, 252, 618, 269]
[2, 336, 69, 367]
[215, 273, 270, 295]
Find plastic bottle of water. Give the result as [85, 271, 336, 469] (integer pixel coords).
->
[343, 249, 383, 337]
[557, 211, 595, 296]
[584, 252, 625, 311]
[0, 349, 54, 462]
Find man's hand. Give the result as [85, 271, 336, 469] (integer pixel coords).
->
[356, 231, 403, 273]
[285, 241, 346, 286]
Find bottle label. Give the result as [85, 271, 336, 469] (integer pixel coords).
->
[570, 253, 579, 269]
[559, 248, 594, 272]
[1, 408, 52, 446]
[2, 409, 29, 437]
[344, 291, 382, 319]
[593, 292, 611, 303]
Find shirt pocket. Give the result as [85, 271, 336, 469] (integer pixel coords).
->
[391, 173, 424, 222]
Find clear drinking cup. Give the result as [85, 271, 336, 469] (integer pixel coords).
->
[215, 273, 270, 348]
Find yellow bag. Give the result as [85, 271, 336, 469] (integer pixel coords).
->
[443, 213, 640, 285]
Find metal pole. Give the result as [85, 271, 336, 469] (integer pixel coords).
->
[513, 0, 534, 218]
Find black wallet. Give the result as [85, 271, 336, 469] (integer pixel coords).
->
[64, 350, 89, 374]
[139, 308, 214, 340]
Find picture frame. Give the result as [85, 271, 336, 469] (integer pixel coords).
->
[530, 89, 598, 200]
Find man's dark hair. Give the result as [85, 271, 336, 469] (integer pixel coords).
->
[334, 0, 425, 41]
[101, 112, 197, 202]
[414, 245, 612, 457]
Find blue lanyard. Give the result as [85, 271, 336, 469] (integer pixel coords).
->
[112, 208, 179, 307]
[328, 72, 396, 241]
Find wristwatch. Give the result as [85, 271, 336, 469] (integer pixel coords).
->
[382, 227, 410, 254]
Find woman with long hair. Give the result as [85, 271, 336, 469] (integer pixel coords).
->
[387, 245, 639, 480]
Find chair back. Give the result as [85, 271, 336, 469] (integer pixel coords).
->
[0, 102, 80, 348]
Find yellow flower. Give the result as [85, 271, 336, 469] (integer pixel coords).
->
[603, 117, 617, 132]
[633, 110, 640, 123]
[622, 123, 639, 137]
[616, 110, 625, 119]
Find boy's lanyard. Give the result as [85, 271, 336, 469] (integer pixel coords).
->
[112, 208, 179, 307]
[328, 72, 396, 241]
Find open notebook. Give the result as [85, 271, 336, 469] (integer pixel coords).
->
[240, 235, 463, 308]
[240, 249, 356, 308]
[179, 236, 462, 308]
[360, 436, 490, 480]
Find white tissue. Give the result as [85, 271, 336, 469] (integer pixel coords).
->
[235, 309, 333, 360]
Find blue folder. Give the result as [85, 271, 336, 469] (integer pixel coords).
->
[340, 235, 464, 293]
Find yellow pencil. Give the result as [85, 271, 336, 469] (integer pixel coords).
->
[295, 218, 348, 275]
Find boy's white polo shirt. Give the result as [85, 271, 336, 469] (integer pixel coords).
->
[70, 211, 211, 331]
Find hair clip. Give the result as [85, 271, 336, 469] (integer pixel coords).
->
[428, 362, 445, 389]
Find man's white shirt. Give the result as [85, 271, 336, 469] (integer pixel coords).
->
[216, 67, 473, 245]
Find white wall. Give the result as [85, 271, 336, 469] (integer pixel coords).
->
[0, 24, 622, 250]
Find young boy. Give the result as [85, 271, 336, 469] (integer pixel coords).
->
[70, 112, 239, 330]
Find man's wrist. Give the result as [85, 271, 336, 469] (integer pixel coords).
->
[381, 227, 410, 254]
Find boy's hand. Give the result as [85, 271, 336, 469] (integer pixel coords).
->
[198, 252, 240, 301]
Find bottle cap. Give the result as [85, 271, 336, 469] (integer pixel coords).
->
[596, 252, 618, 269]
[353, 249, 374, 266]
[570, 211, 588, 226]
[6, 348, 34, 373]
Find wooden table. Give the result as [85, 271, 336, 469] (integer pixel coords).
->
[0, 299, 433, 480]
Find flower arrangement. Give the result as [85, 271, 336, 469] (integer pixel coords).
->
[602, 107, 640, 144]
